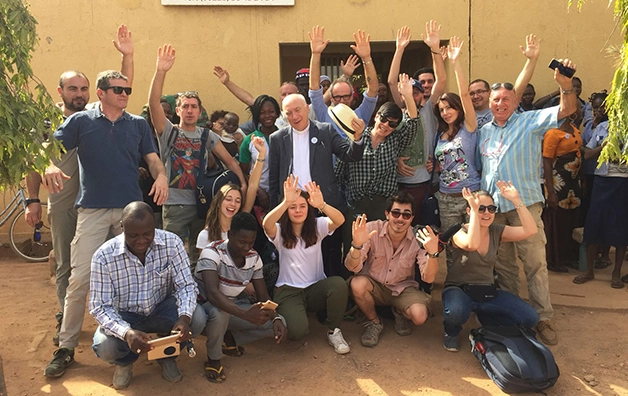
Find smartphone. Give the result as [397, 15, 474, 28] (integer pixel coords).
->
[260, 300, 278, 311]
[548, 59, 575, 78]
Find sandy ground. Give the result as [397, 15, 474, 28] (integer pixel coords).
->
[1, 247, 628, 396]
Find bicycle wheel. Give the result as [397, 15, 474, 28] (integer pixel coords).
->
[9, 206, 53, 262]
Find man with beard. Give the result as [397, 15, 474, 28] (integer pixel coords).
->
[25, 24, 135, 346]
[468, 79, 492, 129]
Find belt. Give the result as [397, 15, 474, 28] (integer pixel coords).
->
[398, 181, 430, 188]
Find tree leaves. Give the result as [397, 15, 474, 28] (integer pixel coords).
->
[0, 0, 63, 189]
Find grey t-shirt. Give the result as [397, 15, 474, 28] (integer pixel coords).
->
[48, 148, 79, 214]
[159, 119, 219, 205]
[397, 98, 438, 184]
[445, 223, 505, 287]
[476, 108, 493, 129]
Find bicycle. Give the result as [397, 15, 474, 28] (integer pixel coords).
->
[0, 187, 52, 262]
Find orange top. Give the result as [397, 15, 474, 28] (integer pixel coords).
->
[542, 124, 581, 159]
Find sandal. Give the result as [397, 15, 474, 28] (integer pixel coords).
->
[573, 273, 594, 284]
[611, 279, 625, 289]
[595, 258, 612, 269]
[204, 362, 226, 383]
[621, 274, 628, 283]
[221, 343, 245, 357]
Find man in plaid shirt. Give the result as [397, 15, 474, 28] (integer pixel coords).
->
[89, 201, 206, 389]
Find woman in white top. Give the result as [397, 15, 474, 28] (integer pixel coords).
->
[262, 175, 350, 354]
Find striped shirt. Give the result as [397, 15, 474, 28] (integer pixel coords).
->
[88, 230, 198, 340]
[195, 240, 263, 300]
[478, 107, 558, 212]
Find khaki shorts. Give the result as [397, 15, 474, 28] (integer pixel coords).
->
[349, 275, 432, 314]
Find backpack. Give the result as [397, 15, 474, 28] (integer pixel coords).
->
[469, 326, 559, 394]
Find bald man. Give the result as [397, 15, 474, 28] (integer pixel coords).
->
[268, 93, 365, 277]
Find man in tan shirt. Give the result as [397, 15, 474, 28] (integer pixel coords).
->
[345, 190, 439, 347]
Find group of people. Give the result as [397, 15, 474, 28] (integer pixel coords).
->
[22, 20, 622, 389]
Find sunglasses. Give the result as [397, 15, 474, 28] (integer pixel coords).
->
[478, 205, 498, 214]
[490, 82, 514, 91]
[389, 209, 413, 220]
[105, 86, 132, 95]
[332, 94, 353, 102]
[378, 114, 400, 128]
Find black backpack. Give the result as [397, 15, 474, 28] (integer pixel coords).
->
[469, 326, 559, 394]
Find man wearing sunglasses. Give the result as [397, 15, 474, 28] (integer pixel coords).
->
[148, 45, 248, 265]
[477, 36, 579, 346]
[307, 26, 379, 139]
[345, 191, 440, 347]
[42, 67, 168, 378]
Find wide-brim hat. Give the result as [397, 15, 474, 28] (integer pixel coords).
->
[328, 104, 357, 140]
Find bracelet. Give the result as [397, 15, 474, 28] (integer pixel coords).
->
[431, 50, 440, 54]
[561, 88, 574, 95]
[514, 201, 525, 210]
[24, 198, 41, 206]
[256, 157, 266, 162]
[362, 57, 372, 65]
[427, 250, 440, 258]
[318, 202, 327, 212]
[351, 243, 363, 250]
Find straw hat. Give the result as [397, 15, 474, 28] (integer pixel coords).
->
[327, 104, 358, 140]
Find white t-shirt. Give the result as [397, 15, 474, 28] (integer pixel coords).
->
[196, 229, 228, 249]
[291, 127, 312, 188]
[269, 217, 332, 288]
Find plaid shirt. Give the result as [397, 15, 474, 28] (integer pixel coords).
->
[335, 115, 421, 203]
[88, 230, 198, 340]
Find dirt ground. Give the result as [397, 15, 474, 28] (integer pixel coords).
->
[1, 248, 628, 396]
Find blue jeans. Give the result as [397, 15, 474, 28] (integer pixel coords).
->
[92, 296, 207, 366]
[442, 286, 539, 337]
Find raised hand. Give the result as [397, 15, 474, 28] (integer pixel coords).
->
[396, 26, 412, 50]
[462, 187, 480, 212]
[416, 225, 439, 254]
[340, 54, 360, 77]
[309, 25, 329, 54]
[213, 66, 230, 85]
[553, 58, 577, 89]
[156, 44, 176, 72]
[252, 136, 267, 157]
[398, 73, 413, 97]
[283, 174, 301, 205]
[422, 20, 442, 52]
[304, 181, 325, 209]
[113, 24, 133, 55]
[520, 34, 540, 60]
[447, 36, 463, 63]
[497, 180, 522, 203]
[439, 45, 448, 61]
[351, 30, 372, 59]
[352, 214, 377, 247]
[351, 117, 366, 141]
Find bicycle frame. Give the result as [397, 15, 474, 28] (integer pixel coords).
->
[0, 189, 26, 228]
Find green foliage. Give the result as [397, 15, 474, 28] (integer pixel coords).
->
[570, 0, 628, 164]
[0, 0, 63, 189]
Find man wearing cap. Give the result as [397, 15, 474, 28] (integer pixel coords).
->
[335, 74, 420, 252]
[269, 93, 365, 277]
[308, 26, 379, 139]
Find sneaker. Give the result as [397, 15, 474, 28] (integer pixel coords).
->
[44, 348, 74, 378]
[391, 307, 412, 336]
[536, 320, 558, 346]
[113, 363, 133, 390]
[361, 319, 384, 348]
[443, 334, 460, 352]
[327, 328, 351, 354]
[159, 359, 182, 383]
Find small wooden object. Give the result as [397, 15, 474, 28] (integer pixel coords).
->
[260, 300, 278, 311]
[147, 333, 180, 361]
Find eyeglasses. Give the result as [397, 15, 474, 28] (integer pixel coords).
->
[389, 210, 413, 220]
[378, 114, 400, 128]
[490, 82, 514, 91]
[469, 89, 489, 97]
[478, 205, 498, 214]
[332, 94, 353, 102]
[105, 86, 132, 95]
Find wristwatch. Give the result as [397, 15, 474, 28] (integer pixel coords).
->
[427, 250, 440, 258]
[24, 198, 41, 206]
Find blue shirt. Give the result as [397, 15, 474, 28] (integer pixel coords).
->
[54, 106, 157, 208]
[88, 230, 198, 340]
[435, 124, 481, 193]
[478, 107, 559, 212]
[309, 87, 377, 139]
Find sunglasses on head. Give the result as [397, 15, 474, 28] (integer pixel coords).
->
[106, 86, 132, 95]
[389, 209, 413, 220]
[490, 82, 514, 91]
[478, 205, 498, 214]
[378, 113, 400, 128]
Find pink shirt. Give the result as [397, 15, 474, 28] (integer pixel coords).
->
[347, 220, 428, 296]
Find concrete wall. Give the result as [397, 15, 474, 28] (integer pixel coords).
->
[25, 0, 619, 120]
